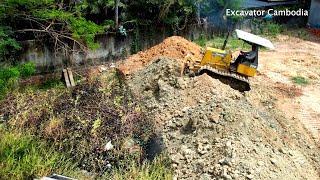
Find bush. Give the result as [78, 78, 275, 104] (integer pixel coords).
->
[17, 63, 36, 78]
[263, 22, 282, 36]
[0, 62, 36, 98]
[0, 26, 22, 63]
[252, 20, 283, 37]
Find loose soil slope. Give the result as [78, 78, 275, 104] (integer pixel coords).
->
[128, 58, 320, 179]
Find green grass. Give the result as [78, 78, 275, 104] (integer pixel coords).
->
[283, 28, 310, 40]
[195, 36, 253, 52]
[0, 128, 174, 180]
[208, 37, 251, 51]
[0, 131, 78, 180]
[195, 38, 208, 47]
[110, 154, 174, 180]
[262, 22, 282, 36]
[291, 76, 310, 85]
[37, 78, 65, 89]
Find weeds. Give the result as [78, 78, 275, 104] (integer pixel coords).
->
[195, 34, 208, 47]
[37, 78, 65, 90]
[0, 68, 173, 179]
[195, 36, 250, 50]
[0, 68, 155, 176]
[283, 28, 310, 40]
[262, 22, 282, 36]
[0, 131, 77, 180]
[251, 19, 283, 37]
[209, 37, 251, 51]
[110, 154, 173, 180]
[291, 76, 310, 85]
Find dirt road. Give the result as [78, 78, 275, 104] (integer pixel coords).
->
[257, 34, 320, 142]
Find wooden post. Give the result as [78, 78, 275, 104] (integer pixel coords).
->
[67, 68, 75, 87]
[63, 69, 71, 87]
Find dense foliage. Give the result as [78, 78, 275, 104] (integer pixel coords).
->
[0, 0, 202, 64]
[0, 26, 22, 63]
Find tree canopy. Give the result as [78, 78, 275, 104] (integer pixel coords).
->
[0, 0, 205, 64]
[4, 0, 306, 65]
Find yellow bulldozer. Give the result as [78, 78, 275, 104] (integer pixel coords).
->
[181, 29, 275, 91]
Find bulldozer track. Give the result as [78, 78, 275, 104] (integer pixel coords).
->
[298, 110, 320, 141]
[199, 65, 250, 84]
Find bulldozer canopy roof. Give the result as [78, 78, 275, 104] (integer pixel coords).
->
[235, 29, 275, 49]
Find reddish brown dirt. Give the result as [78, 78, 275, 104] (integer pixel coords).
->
[117, 36, 203, 74]
[309, 29, 320, 37]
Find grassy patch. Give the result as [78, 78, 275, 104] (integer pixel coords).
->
[195, 37, 208, 47]
[0, 131, 77, 180]
[250, 19, 283, 37]
[283, 28, 310, 40]
[291, 76, 310, 85]
[261, 22, 282, 36]
[37, 78, 65, 89]
[110, 154, 173, 180]
[207, 37, 251, 51]
[195, 36, 250, 50]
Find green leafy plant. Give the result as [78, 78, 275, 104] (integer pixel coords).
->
[0, 26, 22, 63]
[263, 22, 282, 36]
[17, 62, 36, 78]
[206, 36, 251, 50]
[33, 10, 106, 50]
[195, 34, 208, 47]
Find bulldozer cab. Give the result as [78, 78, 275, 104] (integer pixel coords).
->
[232, 29, 274, 77]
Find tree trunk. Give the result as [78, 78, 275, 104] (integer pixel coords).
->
[115, 0, 119, 29]
[197, 0, 201, 25]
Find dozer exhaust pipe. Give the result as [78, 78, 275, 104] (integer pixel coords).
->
[222, 31, 230, 50]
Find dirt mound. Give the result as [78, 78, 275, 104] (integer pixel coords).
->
[128, 58, 320, 179]
[118, 36, 203, 74]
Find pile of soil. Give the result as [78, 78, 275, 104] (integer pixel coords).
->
[127, 58, 320, 179]
[118, 36, 203, 74]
